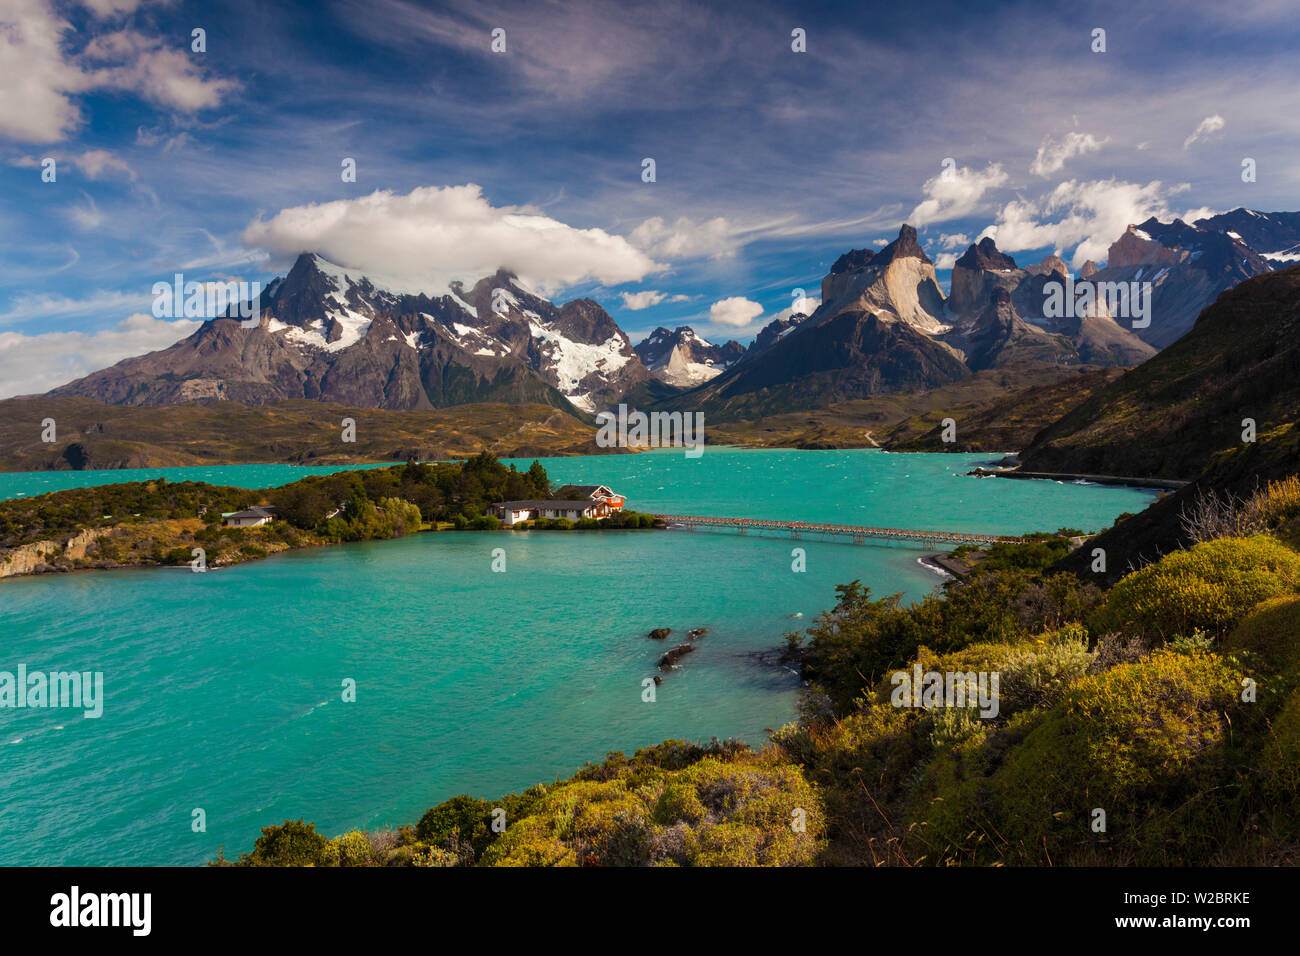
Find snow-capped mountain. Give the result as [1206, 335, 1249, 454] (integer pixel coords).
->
[47, 207, 1298, 422]
[1086, 216, 1276, 348]
[52, 253, 649, 413]
[656, 224, 1163, 420]
[632, 326, 745, 386]
[1194, 208, 1300, 266]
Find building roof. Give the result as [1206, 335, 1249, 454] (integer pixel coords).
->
[495, 500, 598, 510]
[553, 486, 618, 502]
[551, 481, 605, 496]
[225, 505, 280, 519]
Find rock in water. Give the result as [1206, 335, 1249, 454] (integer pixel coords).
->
[658, 644, 695, 669]
[647, 627, 671, 640]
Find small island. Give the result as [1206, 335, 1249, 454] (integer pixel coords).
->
[0, 454, 660, 580]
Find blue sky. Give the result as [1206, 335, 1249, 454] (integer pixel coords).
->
[1, 0, 1298, 397]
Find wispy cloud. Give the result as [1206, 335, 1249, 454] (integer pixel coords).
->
[1031, 131, 1107, 176]
[1183, 114, 1226, 149]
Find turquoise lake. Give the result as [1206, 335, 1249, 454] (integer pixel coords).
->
[0, 448, 1157, 865]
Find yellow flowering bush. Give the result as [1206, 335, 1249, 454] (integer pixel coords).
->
[1093, 536, 1300, 641]
[918, 650, 1242, 865]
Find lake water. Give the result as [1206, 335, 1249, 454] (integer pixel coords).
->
[0, 448, 1157, 865]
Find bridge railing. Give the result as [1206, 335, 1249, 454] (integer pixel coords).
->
[650, 513, 1025, 546]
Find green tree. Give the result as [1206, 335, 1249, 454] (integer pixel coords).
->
[242, 819, 329, 867]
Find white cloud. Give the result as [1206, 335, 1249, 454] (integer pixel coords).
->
[0, 1, 236, 144]
[1030, 131, 1106, 176]
[0, 0, 88, 142]
[909, 163, 1008, 226]
[0, 288, 152, 326]
[81, 30, 238, 112]
[67, 191, 103, 229]
[242, 184, 662, 296]
[938, 233, 970, 250]
[1183, 114, 1225, 149]
[708, 296, 763, 328]
[934, 252, 959, 270]
[618, 289, 689, 310]
[629, 216, 736, 259]
[75, 148, 136, 180]
[1183, 205, 1221, 225]
[980, 178, 1183, 268]
[0, 313, 199, 399]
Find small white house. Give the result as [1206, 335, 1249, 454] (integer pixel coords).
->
[221, 505, 281, 528]
[491, 499, 601, 526]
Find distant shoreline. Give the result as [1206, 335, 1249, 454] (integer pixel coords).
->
[969, 466, 1186, 491]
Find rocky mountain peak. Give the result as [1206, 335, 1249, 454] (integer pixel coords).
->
[818, 224, 946, 335]
[829, 248, 876, 275]
[948, 238, 1023, 319]
[874, 224, 932, 266]
[955, 237, 1017, 272]
[1024, 253, 1069, 280]
[632, 325, 742, 387]
[1108, 223, 1190, 269]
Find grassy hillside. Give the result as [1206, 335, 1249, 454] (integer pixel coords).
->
[881, 366, 1124, 452]
[1054, 422, 1300, 584]
[0, 396, 604, 472]
[1019, 265, 1300, 479]
[704, 364, 1107, 450]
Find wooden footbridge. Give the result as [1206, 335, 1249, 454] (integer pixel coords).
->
[651, 513, 1025, 547]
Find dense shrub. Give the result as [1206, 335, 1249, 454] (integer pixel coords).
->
[322, 830, 381, 867]
[479, 753, 822, 867]
[1222, 595, 1300, 697]
[241, 819, 329, 867]
[919, 650, 1243, 865]
[994, 625, 1095, 718]
[416, 794, 494, 853]
[797, 566, 1103, 716]
[1092, 536, 1300, 641]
